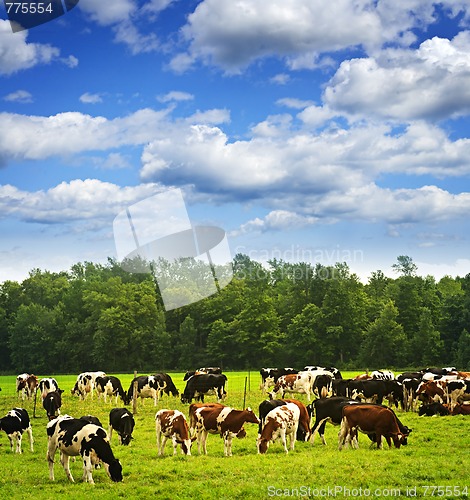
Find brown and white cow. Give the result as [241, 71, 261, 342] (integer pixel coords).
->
[268, 372, 314, 401]
[155, 409, 194, 456]
[16, 374, 38, 400]
[338, 404, 409, 450]
[191, 404, 259, 456]
[257, 403, 300, 454]
[416, 380, 446, 405]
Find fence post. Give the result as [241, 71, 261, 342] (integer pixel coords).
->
[132, 370, 138, 415]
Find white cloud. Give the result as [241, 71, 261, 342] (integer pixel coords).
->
[324, 32, 470, 121]
[78, 0, 135, 26]
[157, 91, 194, 103]
[171, 0, 470, 73]
[233, 210, 319, 235]
[270, 73, 291, 85]
[4, 90, 33, 103]
[79, 92, 103, 104]
[0, 179, 165, 224]
[0, 20, 60, 75]
[0, 108, 171, 161]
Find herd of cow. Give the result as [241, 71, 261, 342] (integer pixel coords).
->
[1, 365, 469, 484]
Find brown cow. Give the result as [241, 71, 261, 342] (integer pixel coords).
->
[155, 409, 195, 456]
[451, 403, 470, 416]
[338, 404, 409, 450]
[268, 372, 314, 401]
[192, 404, 259, 456]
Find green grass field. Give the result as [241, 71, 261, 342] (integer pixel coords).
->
[0, 372, 468, 499]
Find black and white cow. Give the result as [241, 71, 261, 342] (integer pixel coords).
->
[418, 402, 450, 416]
[154, 373, 179, 397]
[310, 397, 359, 445]
[181, 373, 228, 404]
[95, 376, 129, 404]
[0, 408, 34, 453]
[71, 371, 106, 400]
[304, 366, 342, 380]
[47, 415, 122, 483]
[127, 375, 165, 406]
[108, 408, 135, 446]
[39, 378, 60, 400]
[43, 390, 63, 420]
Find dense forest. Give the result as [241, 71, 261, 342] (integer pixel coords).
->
[0, 254, 469, 374]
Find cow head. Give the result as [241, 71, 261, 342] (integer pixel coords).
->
[105, 459, 123, 482]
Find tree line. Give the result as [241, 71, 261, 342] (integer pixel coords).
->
[0, 254, 469, 374]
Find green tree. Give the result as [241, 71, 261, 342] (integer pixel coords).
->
[359, 300, 406, 367]
[392, 255, 418, 277]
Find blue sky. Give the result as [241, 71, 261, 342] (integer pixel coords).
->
[1, 0, 470, 283]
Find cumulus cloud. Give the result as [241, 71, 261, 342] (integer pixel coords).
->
[0, 179, 164, 224]
[0, 20, 61, 75]
[171, 0, 470, 73]
[324, 32, 470, 121]
[0, 108, 171, 161]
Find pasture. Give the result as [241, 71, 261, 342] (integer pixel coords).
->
[0, 372, 468, 499]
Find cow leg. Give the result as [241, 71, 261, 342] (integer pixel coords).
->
[108, 426, 113, 442]
[224, 433, 233, 457]
[82, 455, 94, 484]
[280, 429, 288, 453]
[15, 432, 22, 453]
[338, 418, 350, 450]
[26, 425, 34, 452]
[160, 436, 169, 456]
[47, 445, 56, 481]
[311, 419, 328, 445]
[61, 454, 75, 483]
[376, 433, 383, 449]
[201, 430, 209, 455]
[289, 428, 297, 451]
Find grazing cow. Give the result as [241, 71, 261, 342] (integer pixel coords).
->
[43, 390, 63, 420]
[47, 416, 122, 483]
[338, 404, 409, 450]
[71, 373, 93, 400]
[451, 403, 470, 415]
[191, 404, 259, 456]
[127, 375, 165, 406]
[260, 368, 298, 392]
[16, 373, 38, 400]
[108, 408, 135, 446]
[0, 408, 34, 453]
[418, 402, 450, 416]
[154, 373, 179, 397]
[71, 372, 106, 400]
[310, 397, 359, 445]
[80, 415, 103, 427]
[346, 379, 402, 407]
[95, 376, 129, 404]
[269, 372, 315, 401]
[39, 378, 60, 399]
[181, 373, 228, 404]
[258, 399, 312, 442]
[155, 409, 194, 456]
[257, 403, 300, 454]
